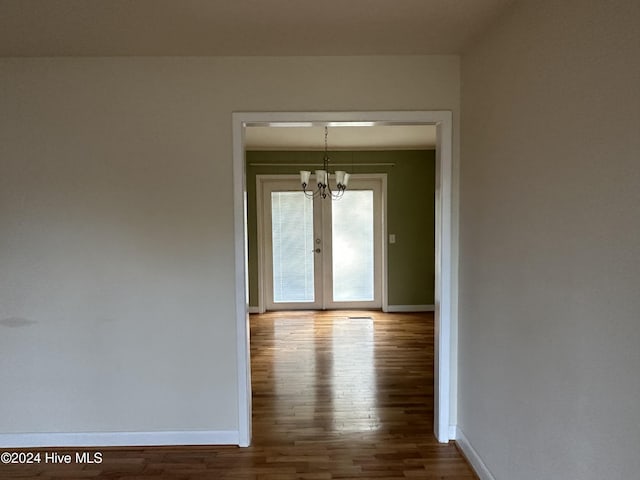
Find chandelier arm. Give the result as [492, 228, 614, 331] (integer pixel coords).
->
[330, 187, 345, 199]
[305, 188, 321, 199]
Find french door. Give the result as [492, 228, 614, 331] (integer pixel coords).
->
[259, 175, 384, 310]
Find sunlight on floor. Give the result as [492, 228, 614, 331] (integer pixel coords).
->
[271, 315, 380, 433]
[331, 317, 380, 432]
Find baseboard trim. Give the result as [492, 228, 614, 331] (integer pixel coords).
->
[250, 305, 434, 313]
[0, 430, 240, 448]
[455, 427, 496, 480]
[386, 305, 435, 312]
[449, 424, 457, 440]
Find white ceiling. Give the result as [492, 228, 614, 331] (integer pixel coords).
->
[0, 0, 513, 57]
[246, 125, 437, 151]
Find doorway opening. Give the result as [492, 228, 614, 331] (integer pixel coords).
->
[232, 112, 453, 446]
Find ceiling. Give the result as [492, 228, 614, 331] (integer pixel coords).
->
[246, 125, 437, 151]
[0, 0, 513, 57]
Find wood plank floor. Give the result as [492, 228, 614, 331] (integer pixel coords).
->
[0, 311, 477, 479]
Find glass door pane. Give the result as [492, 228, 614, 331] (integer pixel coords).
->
[331, 190, 374, 302]
[271, 191, 315, 303]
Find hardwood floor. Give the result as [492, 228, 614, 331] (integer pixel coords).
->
[0, 311, 477, 479]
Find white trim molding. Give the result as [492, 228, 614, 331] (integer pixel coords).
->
[232, 111, 454, 446]
[256, 173, 387, 311]
[232, 113, 252, 448]
[387, 304, 435, 312]
[433, 112, 453, 443]
[0, 430, 239, 448]
[455, 427, 496, 480]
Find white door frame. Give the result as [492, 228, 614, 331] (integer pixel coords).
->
[256, 174, 386, 312]
[232, 111, 453, 446]
[257, 175, 324, 311]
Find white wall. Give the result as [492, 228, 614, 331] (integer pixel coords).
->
[459, 1, 640, 479]
[0, 56, 460, 440]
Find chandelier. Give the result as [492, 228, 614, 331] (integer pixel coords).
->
[300, 126, 350, 199]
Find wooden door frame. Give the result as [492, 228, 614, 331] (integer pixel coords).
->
[232, 111, 454, 446]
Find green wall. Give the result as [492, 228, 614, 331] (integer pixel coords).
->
[246, 150, 435, 308]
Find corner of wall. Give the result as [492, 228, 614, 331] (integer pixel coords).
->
[455, 427, 496, 480]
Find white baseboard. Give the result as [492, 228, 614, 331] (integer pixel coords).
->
[0, 430, 240, 448]
[449, 424, 457, 440]
[250, 305, 434, 314]
[455, 427, 496, 480]
[386, 304, 435, 312]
